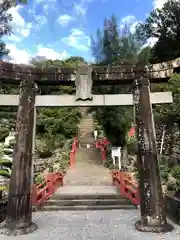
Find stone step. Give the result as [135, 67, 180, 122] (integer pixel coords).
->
[43, 198, 131, 206]
[80, 120, 93, 123]
[76, 147, 98, 151]
[54, 186, 120, 195]
[80, 117, 93, 121]
[80, 120, 93, 124]
[79, 124, 94, 128]
[78, 138, 95, 144]
[37, 204, 135, 211]
[78, 143, 96, 148]
[75, 148, 101, 164]
[36, 184, 136, 212]
[52, 193, 125, 200]
[79, 129, 93, 133]
[78, 132, 94, 137]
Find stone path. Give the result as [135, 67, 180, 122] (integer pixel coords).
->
[0, 210, 179, 239]
[55, 185, 119, 195]
[64, 162, 113, 186]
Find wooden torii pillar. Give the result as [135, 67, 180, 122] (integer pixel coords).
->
[0, 76, 37, 236]
[133, 68, 173, 233]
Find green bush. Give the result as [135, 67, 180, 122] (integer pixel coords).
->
[53, 148, 70, 172]
[127, 136, 137, 155]
[167, 181, 178, 191]
[159, 164, 171, 182]
[36, 137, 55, 158]
[34, 174, 44, 185]
[171, 166, 180, 180]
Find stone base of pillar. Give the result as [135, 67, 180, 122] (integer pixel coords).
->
[0, 222, 37, 236]
[135, 220, 173, 233]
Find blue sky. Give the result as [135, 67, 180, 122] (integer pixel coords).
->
[3, 0, 166, 64]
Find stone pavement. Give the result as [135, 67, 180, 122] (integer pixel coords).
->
[63, 161, 113, 186]
[0, 209, 179, 239]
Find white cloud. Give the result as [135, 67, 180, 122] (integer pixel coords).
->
[7, 6, 32, 39]
[20, 28, 30, 37]
[142, 37, 158, 48]
[62, 28, 90, 51]
[57, 14, 74, 26]
[74, 3, 87, 16]
[20, 23, 32, 37]
[153, 0, 167, 9]
[153, 0, 178, 9]
[36, 44, 69, 60]
[121, 15, 136, 25]
[7, 35, 22, 42]
[6, 44, 69, 64]
[43, 4, 49, 14]
[34, 15, 47, 29]
[7, 6, 25, 28]
[6, 44, 31, 64]
[120, 15, 139, 33]
[71, 28, 84, 36]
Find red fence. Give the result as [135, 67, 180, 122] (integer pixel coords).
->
[69, 137, 78, 166]
[32, 138, 78, 207]
[32, 172, 64, 207]
[95, 138, 110, 162]
[112, 171, 140, 206]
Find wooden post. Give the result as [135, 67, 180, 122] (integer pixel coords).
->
[133, 71, 173, 233]
[1, 76, 37, 236]
[31, 106, 37, 184]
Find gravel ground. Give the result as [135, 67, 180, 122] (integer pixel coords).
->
[0, 209, 179, 240]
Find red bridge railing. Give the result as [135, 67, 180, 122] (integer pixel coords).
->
[96, 137, 140, 206]
[112, 171, 140, 206]
[69, 137, 78, 166]
[32, 172, 64, 207]
[95, 138, 110, 162]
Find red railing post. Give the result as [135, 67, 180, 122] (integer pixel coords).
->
[69, 137, 78, 166]
[111, 170, 140, 206]
[33, 172, 64, 207]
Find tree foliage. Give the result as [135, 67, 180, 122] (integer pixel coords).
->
[0, 0, 13, 59]
[91, 15, 150, 146]
[136, 0, 180, 62]
[0, 57, 84, 157]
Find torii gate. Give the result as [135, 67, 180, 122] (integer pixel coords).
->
[0, 58, 179, 235]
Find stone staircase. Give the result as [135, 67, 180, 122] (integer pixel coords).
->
[38, 186, 135, 211]
[37, 110, 135, 211]
[78, 113, 95, 147]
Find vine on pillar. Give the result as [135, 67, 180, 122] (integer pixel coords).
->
[133, 67, 173, 233]
[0, 75, 37, 236]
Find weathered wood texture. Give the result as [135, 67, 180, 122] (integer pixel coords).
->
[0, 57, 179, 84]
[134, 76, 173, 233]
[4, 76, 37, 235]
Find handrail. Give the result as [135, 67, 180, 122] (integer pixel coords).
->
[112, 171, 140, 206]
[32, 172, 64, 207]
[69, 137, 78, 166]
[96, 138, 110, 162]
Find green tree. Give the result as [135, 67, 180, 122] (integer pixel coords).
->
[136, 0, 180, 62]
[0, 0, 13, 59]
[29, 57, 82, 154]
[91, 15, 151, 147]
